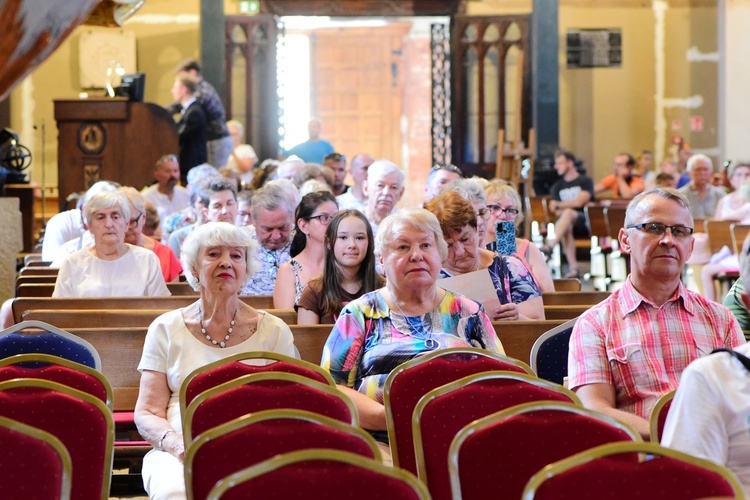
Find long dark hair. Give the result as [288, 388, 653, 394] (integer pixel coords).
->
[317, 209, 384, 317]
[289, 191, 338, 257]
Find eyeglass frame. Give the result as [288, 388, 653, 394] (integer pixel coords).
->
[428, 164, 464, 179]
[487, 204, 520, 218]
[626, 222, 694, 238]
[306, 214, 335, 225]
[127, 211, 143, 229]
[476, 208, 491, 221]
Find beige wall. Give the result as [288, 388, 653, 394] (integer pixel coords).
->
[10, 0, 200, 192]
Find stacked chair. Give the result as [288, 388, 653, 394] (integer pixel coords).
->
[181, 351, 426, 499]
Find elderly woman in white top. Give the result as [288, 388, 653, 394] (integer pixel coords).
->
[135, 222, 297, 499]
[52, 190, 169, 297]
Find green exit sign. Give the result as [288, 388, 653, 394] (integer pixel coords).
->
[239, 0, 259, 14]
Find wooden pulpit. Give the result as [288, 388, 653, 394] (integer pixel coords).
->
[54, 97, 178, 211]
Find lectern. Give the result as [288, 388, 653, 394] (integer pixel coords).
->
[54, 97, 178, 211]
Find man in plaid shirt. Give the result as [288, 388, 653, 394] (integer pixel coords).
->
[568, 188, 745, 439]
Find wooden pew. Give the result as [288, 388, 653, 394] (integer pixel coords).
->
[543, 305, 592, 320]
[552, 278, 582, 292]
[22, 308, 298, 328]
[17, 281, 199, 297]
[542, 291, 609, 306]
[12, 295, 275, 323]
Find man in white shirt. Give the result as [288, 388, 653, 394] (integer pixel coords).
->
[337, 153, 373, 212]
[363, 159, 405, 236]
[141, 155, 190, 234]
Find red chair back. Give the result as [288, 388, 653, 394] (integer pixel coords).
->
[451, 402, 640, 500]
[527, 442, 742, 500]
[206, 450, 429, 500]
[183, 372, 356, 443]
[414, 372, 578, 500]
[180, 351, 334, 416]
[186, 410, 378, 500]
[0, 353, 111, 407]
[0, 380, 114, 499]
[384, 347, 532, 474]
[0, 415, 72, 500]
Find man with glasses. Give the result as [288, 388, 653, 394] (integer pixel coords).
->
[337, 153, 374, 212]
[241, 183, 295, 295]
[141, 155, 191, 234]
[424, 164, 463, 203]
[568, 188, 744, 439]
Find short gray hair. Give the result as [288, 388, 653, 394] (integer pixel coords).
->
[367, 159, 404, 185]
[198, 178, 238, 207]
[375, 208, 448, 261]
[251, 181, 296, 221]
[445, 178, 487, 205]
[79, 181, 118, 210]
[686, 153, 713, 173]
[84, 190, 130, 225]
[118, 186, 146, 216]
[181, 222, 259, 291]
[624, 188, 692, 229]
[187, 164, 219, 186]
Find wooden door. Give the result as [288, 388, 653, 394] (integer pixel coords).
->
[309, 24, 411, 162]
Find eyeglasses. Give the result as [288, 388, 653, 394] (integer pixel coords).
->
[476, 208, 491, 221]
[307, 214, 335, 225]
[324, 153, 346, 163]
[157, 154, 178, 165]
[627, 222, 694, 238]
[487, 205, 520, 218]
[128, 212, 142, 229]
[429, 164, 464, 177]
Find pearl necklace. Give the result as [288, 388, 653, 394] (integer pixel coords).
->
[199, 308, 237, 348]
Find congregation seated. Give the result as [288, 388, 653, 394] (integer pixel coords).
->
[321, 208, 503, 460]
[297, 210, 385, 325]
[135, 222, 297, 499]
[424, 190, 544, 321]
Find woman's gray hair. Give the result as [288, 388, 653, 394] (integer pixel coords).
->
[84, 190, 130, 225]
[181, 222, 259, 292]
[375, 208, 448, 261]
[444, 178, 487, 205]
[118, 186, 146, 216]
[252, 181, 298, 220]
[624, 187, 692, 228]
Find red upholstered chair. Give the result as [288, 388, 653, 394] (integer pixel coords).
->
[0, 379, 114, 499]
[522, 441, 744, 500]
[650, 390, 676, 443]
[0, 414, 72, 500]
[179, 350, 335, 417]
[185, 409, 381, 500]
[383, 347, 533, 474]
[205, 449, 430, 500]
[413, 371, 580, 500]
[0, 353, 112, 409]
[183, 371, 357, 445]
[448, 401, 642, 500]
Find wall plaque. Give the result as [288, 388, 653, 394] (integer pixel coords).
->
[566, 29, 622, 68]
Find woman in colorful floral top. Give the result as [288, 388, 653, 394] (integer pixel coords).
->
[424, 190, 545, 321]
[321, 208, 503, 452]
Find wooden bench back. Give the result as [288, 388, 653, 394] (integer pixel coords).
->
[542, 291, 609, 306]
[12, 296, 275, 323]
[15, 281, 198, 297]
[552, 278, 581, 292]
[22, 308, 297, 328]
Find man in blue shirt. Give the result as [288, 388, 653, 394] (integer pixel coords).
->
[285, 119, 334, 163]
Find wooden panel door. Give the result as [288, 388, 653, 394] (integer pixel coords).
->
[310, 24, 411, 162]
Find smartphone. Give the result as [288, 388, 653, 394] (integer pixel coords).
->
[495, 221, 517, 256]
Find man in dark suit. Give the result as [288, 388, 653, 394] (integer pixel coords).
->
[170, 74, 207, 185]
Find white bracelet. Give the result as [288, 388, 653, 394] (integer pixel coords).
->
[156, 429, 176, 451]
